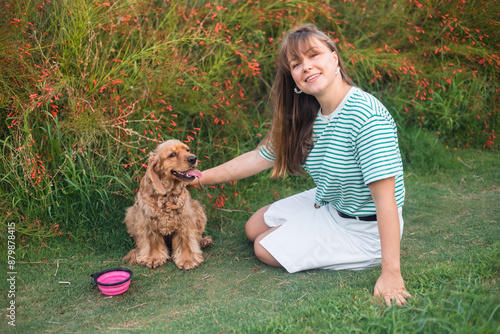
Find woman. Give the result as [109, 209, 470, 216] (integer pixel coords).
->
[193, 24, 411, 306]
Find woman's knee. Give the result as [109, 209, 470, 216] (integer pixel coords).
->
[245, 204, 271, 242]
[253, 232, 282, 267]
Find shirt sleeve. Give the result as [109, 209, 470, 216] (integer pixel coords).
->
[257, 143, 276, 162]
[354, 115, 403, 185]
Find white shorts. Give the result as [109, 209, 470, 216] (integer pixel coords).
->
[259, 188, 404, 273]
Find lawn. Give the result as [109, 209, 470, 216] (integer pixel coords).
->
[1, 148, 499, 333]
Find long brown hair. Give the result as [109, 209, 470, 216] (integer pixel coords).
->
[262, 23, 354, 178]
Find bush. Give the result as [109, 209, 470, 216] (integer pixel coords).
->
[0, 0, 497, 240]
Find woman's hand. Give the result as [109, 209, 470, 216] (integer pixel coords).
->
[186, 176, 203, 188]
[374, 270, 412, 306]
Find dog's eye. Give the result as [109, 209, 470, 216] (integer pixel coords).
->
[186, 149, 190, 152]
[169, 152, 177, 158]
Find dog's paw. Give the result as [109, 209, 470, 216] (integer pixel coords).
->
[141, 257, 168, 269]
[174, 252, 203, 270]
[199, 236, 213, 249]
[176, 258, 202, 270]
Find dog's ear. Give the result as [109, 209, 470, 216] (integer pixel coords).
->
[147, 152, 167, 195]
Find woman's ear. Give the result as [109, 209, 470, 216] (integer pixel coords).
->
[147, 152, 167, 195]
[332, 51, 338, 63]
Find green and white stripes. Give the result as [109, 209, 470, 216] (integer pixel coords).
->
[260, 87, 405, 216]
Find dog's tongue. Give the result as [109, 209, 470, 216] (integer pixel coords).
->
[185, 169, 202, 179]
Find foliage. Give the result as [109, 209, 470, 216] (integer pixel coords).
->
[0, 0, 498, 239]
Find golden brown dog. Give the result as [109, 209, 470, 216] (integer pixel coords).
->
[123, 139, 212, 270]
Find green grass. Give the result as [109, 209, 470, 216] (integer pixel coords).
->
[1, 148, 499, 333]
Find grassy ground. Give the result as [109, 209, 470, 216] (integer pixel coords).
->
[1, 148, 498, 333]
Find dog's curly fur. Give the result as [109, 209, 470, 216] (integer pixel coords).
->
[123, 140, 212, 270]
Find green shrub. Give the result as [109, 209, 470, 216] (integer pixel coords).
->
[0, 0, 497, 240]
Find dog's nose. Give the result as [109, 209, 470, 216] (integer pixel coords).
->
[187, 155, 197, 165]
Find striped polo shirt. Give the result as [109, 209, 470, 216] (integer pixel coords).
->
[259, 87, 405, 216]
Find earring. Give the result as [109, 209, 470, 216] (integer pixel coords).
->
[294, 87, 302, 94]
[335, 67, 340, 75]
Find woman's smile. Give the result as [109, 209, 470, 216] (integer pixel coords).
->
[305, 73, 321, 82]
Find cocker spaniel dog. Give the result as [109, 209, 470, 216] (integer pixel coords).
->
[124, 139, 212, 270]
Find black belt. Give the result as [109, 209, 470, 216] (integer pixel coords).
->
[337, 210, 377, 221]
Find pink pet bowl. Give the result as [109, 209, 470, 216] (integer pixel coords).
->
[90, 268, 133, 296]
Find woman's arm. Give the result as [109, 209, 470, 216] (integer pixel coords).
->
[368, 176, 412, 306]
[193, 149, 274, 187]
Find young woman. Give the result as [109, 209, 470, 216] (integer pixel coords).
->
[193, 24, 411, 306]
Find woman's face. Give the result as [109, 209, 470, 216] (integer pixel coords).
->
[288, 37, 339, 97]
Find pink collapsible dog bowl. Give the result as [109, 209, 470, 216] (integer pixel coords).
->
[90, 268, 133, 296]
